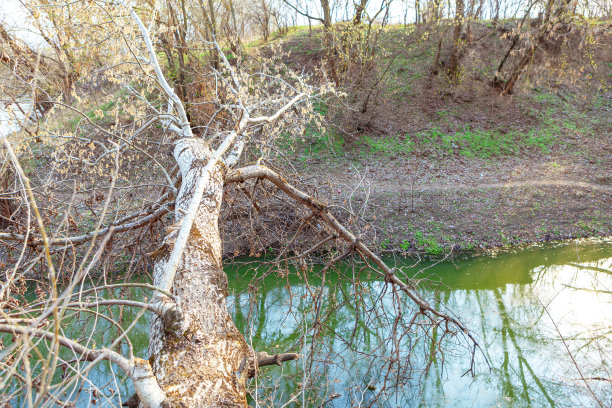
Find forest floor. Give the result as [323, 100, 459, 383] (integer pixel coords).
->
[12, 21, 610, 257]
[262, 21, 612, 254]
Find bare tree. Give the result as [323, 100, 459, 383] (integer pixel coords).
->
[493, 0, 575, 94]
[353, 0, 370, 24]
[256, 0, 272, 41]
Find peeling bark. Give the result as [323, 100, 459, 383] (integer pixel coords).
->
[148, 138, 252, 407]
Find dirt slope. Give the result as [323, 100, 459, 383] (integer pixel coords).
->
[267, 22, 612, 254]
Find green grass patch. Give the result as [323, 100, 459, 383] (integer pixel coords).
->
[298, 126, 344, 159]
[410, 122, 562, 158]
[413, 126, 516, 158]
[414, 231, 444, 255]
[360, 134, 414, 155]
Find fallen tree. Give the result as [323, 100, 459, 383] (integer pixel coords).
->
[0, 2, 487, 406]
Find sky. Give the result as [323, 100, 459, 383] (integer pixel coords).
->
[1, 0, 46, 47]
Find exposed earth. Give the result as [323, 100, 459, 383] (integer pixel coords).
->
[301, 148, 611, 254]
[5, 22, 610, 257]
[265, 23, 612, 255]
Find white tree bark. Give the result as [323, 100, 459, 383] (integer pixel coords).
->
[127, 6, 306, 405]
[148, 138, 252, 407]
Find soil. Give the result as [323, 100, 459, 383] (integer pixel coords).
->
[300, 149, 612, 253]
[267, 22, 612, 254]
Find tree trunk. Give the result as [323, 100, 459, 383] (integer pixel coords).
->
[198, 0, 220, 69]
[148, 138, 252, 407]
[447, 0, 464, 78]
[429, 0, 442, 25]
[320, 0, 339, 86]
[500, 44, 534, 94]
[321, 0, 332, 29]
[176, 0, 190, 110]
[493, 0, 499, 23]
[353, 0, 368, 25]
[261, 0, 270, 41]
[498, 0, 565, 94]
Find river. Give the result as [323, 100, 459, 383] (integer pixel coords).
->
[0, 99, 36, 137]
[8, 239, 612, 407]
[224, 240, 611, 407]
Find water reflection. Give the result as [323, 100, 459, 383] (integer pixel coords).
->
[8, 240, 609, 407]
[227, 240, 611, 407]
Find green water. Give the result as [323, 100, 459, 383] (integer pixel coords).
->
[224, 240, 612, 407]
[9, 239, 612, 407]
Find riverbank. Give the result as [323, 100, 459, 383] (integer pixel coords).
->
[219, 149, 611, 258]
[264, 23, 612, 256]
[294, 151, 612, 256]
[6, 21, 610, 259]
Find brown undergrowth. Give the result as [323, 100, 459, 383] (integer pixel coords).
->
[250, 20, 612, 255]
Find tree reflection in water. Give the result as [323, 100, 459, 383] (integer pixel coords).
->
[227, 240, 611, 407]
[16, 241, 608, 407]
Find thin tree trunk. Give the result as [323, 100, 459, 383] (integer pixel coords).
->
[320, 0, 339, 86]
[321, 0, 332, 29]
[448, 0, 464, 78]
[432, 0, 442, 24]
[498, 0, 564, 94]
[164, 0, 189, 109]
[198, 0, 220, 69]
[501, 44, 534, 94]
[177, 0, 189, 107]
[493, 0, 500, 23]
[261, 0, 270, 41]
[353, 0, 368, 25]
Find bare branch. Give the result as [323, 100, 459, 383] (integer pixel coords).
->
[226, 164, 489, 371]
[128, 5, 194, 138]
